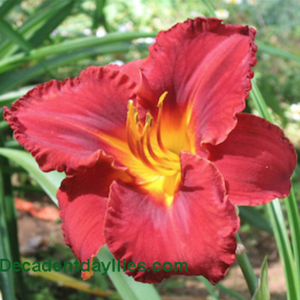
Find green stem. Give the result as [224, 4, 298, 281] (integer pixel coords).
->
[235, 234, 257, 296]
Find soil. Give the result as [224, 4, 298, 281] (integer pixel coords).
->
[16, 197, 286, 300]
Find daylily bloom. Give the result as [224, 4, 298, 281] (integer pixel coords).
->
[4, 17, 296, 284]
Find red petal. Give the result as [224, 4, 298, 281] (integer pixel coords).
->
[205, 113, 297, 206]
[137, 17, 257, 146]
[104, 151, 239, 283]
[57, 155, 132, 279]
[4, 67, 137, 174]
[109, 59, 144, 85]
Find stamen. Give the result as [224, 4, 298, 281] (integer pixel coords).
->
[126, 116, 140, 158]
[156, 92, 168, 153]
[138, 123, 179, 176]
[126, 96, 180, 177]
[145, 124, 166, 165]
[134, 112, 139, 124]
[127, 100, 141, 140]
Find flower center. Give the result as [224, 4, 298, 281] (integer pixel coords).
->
[126, 92, 181, 206]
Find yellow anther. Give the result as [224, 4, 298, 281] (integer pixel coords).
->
[127, 101, 141, 140]
[127, 99, 134, 109]
[134, 112, 139, 124]
[126, 94, 180, 178]
[145, 112, 153, 125]
[156, 92, 168, 154]
[157, 91, 168, 107]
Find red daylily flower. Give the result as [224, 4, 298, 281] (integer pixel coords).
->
[4, 17, 296, 284]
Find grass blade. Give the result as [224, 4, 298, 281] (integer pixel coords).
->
[0, 85, 35, 107]
[0, 41, 149, 93]
[198, 277, 220, 300]
[0, 0, 74, 58]
[92, 0, 108, 30]
[284, 187, 300, 297]
[0, 149, 65, 205]
[0, 0, 22, 18]
[0, 19, 32, 52]
[266, 201, 298, 300]
[98, 246, 161, 300]
[215, 283, 247, 300]
[28, 1, 75, 48]
[251, 256, 270, 300]
[239, 207, 273, 235]
[0, 31, 156, 74]
[256, 42, 300, 64]
[0, 167, 16, 300]
[0, 126, 28, 299]
[201, 0, 216, 16]
[250, 80, 299, 300]
[0, 14, 55, 77]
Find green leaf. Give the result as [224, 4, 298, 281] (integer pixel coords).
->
[0, 12, 55, 77]
[0, 0, 22, 18]
[0, 149, 64, 204]
[0, 126, 28, 299]
[0, 0, 74, 58]
[0, 41, 149, 93]
[198, 276, 219, 300]
[239, 207, 273, 235]
[256, 42, 300, 64]
[0, 19, 32, 53]
[0, 85, 35, 107]
[28, 1, 75, 48]
[251, 256, 270, 300]
[250, 80, 299, 300]
[0, 168, 16, 300]
[0, 31, 156, 74]
[284, 187, 300, 298]
[215, 283, 247, 300]
[201, 0, 216, 17]
[98, 246, 161, 300]
[92, 0, 108, 31]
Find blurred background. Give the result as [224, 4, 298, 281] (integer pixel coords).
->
[0, 0, 299, 299]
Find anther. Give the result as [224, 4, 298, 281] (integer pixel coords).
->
[126, 95, 180, 176]
[157, 91, 168, 107]
[146, 112, 152, 125]
[156, 92, 168, 153]
[134, 112, 139, 124]
[127, 100, 133, 109]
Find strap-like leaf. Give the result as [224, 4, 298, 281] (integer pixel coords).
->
[251, 256, 270, 300]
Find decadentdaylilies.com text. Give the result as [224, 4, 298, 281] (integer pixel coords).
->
[0, 259, 188, 275]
